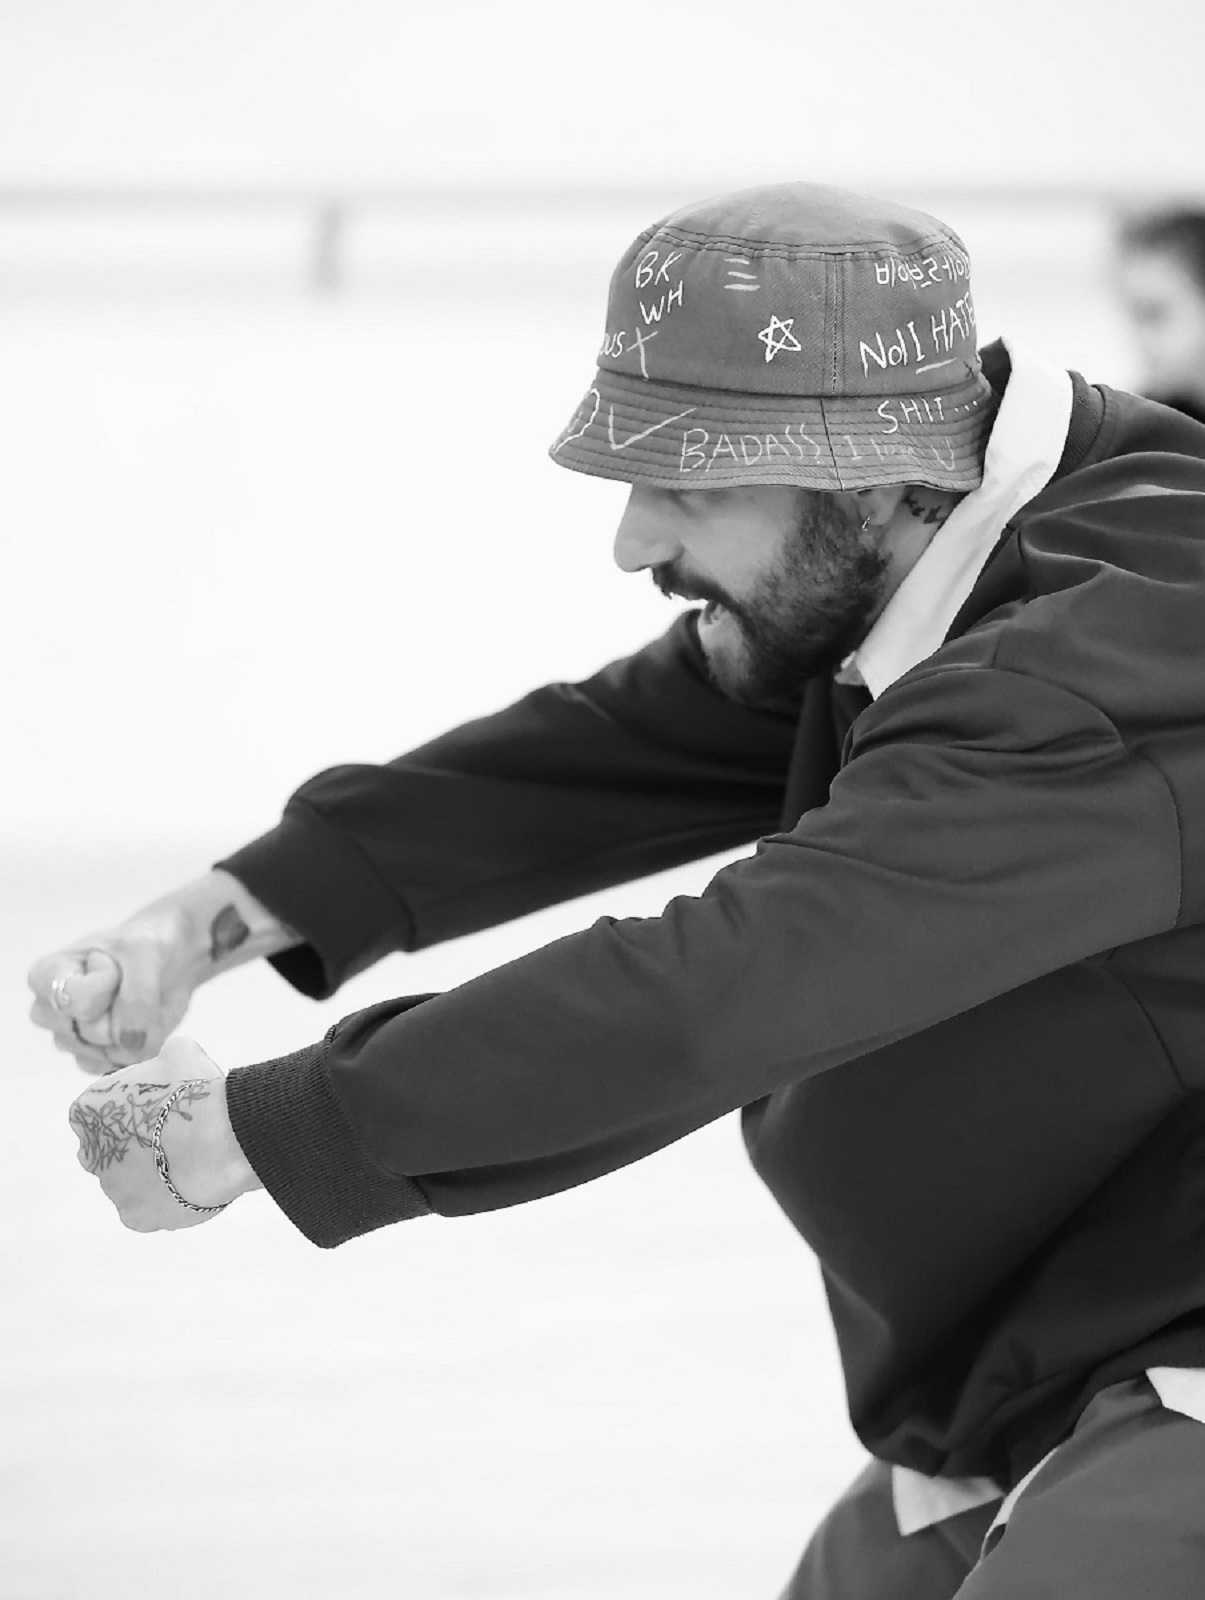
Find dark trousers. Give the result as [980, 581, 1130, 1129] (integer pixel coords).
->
[778, 1378, 1205, 1598]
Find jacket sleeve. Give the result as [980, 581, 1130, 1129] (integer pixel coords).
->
[224, 661, 1183, 1247]
[216, 614, 799, 998]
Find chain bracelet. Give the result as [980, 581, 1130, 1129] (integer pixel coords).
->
[151, 1080, 230, 1215]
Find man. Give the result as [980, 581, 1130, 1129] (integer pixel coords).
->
[1115, 207, 1205, 424]
[29, 182, 1205, 1596]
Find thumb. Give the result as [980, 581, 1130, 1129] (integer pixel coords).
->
[105, 951, 180, 1061]
[68, 951, 124, 1025]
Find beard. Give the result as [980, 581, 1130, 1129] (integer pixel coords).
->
[654, 493, 889, 710]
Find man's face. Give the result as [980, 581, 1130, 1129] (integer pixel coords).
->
[1116, 248, 1205, 399]
[613, 484, 889, 707]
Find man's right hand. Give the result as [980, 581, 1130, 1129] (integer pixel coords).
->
[28, 869, 301, 1074]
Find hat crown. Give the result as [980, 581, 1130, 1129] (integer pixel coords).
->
[652, 182, 960, 253]
[602, 182, 979, 398]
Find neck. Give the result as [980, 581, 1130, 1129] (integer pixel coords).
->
[877, 484, 963, 597]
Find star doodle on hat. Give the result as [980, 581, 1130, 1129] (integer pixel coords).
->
[757, 315, 802, 363]
[549, 182, 998, 493]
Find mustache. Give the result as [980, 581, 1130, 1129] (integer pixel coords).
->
[650, 563, 732, 609]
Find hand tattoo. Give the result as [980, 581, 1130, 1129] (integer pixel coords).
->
[69, 1080, 210, 1174]
[209, 904, 250, 964]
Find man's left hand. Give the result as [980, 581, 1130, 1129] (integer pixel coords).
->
[68, 1037, 261, 1231]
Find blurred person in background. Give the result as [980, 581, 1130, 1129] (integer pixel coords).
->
[1115, 206, 1205, 422]
[30, 182, 1205, 1597]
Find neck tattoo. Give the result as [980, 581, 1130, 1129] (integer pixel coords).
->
[900, 487, 956, 531]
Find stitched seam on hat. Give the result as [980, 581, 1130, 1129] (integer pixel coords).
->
[830, 256, 842, 394]
[817, 400, 840, 487]
[595, 370, 994, 406]
[657, 226, 961, 254]
[653, 225, 963, 259]
[628, 223, 663, 254]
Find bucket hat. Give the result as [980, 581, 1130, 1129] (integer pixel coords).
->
[550, 182, 996, 493]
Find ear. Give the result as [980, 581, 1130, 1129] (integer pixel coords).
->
[850, 484, 911, 530]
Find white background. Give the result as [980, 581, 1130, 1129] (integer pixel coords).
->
[2, 3, 1201, 1596]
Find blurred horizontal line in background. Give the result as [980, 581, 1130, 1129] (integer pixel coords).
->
[4, 181, 1198, 209]
[2, 183, 1196, 300]
[1, 183, 1201, 298]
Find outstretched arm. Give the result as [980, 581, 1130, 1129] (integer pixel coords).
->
[216, 664, 1184, 1245]
[71, 662, 1185, 1238]
[217, 614, 798, 999]
[33, 615, 794, 1068]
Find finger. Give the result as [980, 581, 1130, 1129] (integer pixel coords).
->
[52, 1017, 118, 1068]
[27, 951, 88, 1008]
[32, 1000, 113, 1050]
[28, 951, 82, 994]
[30, 996, 62, 1031]
[105, 1011, 160, 1061]
[32, 998, 97, 1036]
[31, 947, 166, 1065]
[70, 1013, 113, 1050]
[69, 963, 123, 1026]
[48, 1025, 111, 1063]
[52, 1036, 113, 1075]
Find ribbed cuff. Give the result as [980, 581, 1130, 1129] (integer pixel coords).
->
[217, 803, 415, 999]
[226, 1040, 432, 1248]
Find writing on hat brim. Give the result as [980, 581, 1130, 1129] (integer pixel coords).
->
[551, 368, 996, 493]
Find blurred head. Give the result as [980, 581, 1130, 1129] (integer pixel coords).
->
[1115, 210, 1205, 404]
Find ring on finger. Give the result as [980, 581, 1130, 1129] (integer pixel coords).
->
[50, 974, 75, 1013]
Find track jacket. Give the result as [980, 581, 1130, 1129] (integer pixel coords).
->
[220, 340, 1205, 1491]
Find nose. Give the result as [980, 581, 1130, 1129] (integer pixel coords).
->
[613, 487, 681, 572]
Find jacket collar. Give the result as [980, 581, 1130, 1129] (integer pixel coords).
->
[840, 339, 1075, 700]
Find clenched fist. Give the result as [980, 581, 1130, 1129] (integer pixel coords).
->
[68, 1037, 260, 1231]
[29, 868, 301, 1073]
[28, 910, 199, 1074]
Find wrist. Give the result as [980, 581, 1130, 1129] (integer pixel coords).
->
[210, 1077, 264, 1200]
[118, 899, 207, 992]
[130, 870, 298, 992]
[161, 1075, 263, 1207]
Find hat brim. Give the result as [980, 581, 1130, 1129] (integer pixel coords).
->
[550, 367, 996, 493]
